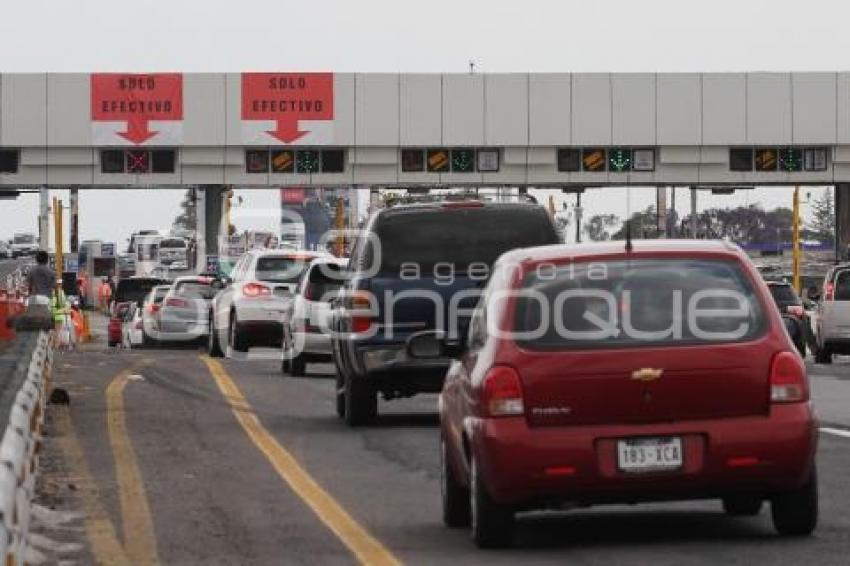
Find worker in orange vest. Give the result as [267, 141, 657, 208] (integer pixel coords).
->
[98, 278, 112, 314]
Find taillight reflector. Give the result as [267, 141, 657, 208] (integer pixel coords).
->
[769, 351, 808, 403]
[481, 366, 524, 417]
[243, 282, 271, 298]
[825, 282, 835, 301]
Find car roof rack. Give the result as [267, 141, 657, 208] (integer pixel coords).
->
[384, 191, 538, 208]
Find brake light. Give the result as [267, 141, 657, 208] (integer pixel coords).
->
[243, 282, 271, 298]
[146, 304, 160, 313]
[442, 201, 484, 209]
[165, 297, 189, 308]
[769, 351, 808, 403]
[825, 282, 835, 301]
[347, 291, 374, 333]
[481, 366, 524, 417]
[787, 305, 804, 318]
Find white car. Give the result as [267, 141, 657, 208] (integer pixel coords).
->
[140, 285, 171, 346]
[122, 303, 144, 348]
[281, 257, 347, 376]
[208, 249, 330, 356]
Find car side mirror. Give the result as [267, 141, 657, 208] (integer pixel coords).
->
[406, 330, 466, 360]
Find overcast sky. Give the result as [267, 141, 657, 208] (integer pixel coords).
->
[1, 0, 846, 246]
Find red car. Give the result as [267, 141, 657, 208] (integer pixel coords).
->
[108, 301, 133, 347]
[408, 240, 818, 548]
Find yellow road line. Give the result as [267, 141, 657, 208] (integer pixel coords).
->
[200, 356, 402, 566]
[53, 406, 132, 566]
[106, 366, 160, 566]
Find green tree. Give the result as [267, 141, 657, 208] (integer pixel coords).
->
[807, 188, 835, 243]
[613, 206, 659, 239]
[172, 189, 196, 234]
[584, 214, 620, 241]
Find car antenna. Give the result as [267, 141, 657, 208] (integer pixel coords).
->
[625, 220, 633, 253]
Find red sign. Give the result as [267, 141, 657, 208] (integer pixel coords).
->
[280, 187, 306, 204]
[242, 73, 334, 144]
[91, 73, 183, 144]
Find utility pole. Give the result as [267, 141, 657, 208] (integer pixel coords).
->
[39, 187, 50, 250]
[195, 187, 206, 274]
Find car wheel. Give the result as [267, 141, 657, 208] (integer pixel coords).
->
[142, 331, 156, 349]
[772, 469, 818, 536]
[207, 313, 224, 358]
[291, 354, 307, 377]
[470, 455, 513, 548]
[815, 345, 832, 364]
[722, 496, 763, 516]
[335, 372, 345, 418]
[441, 437, 471, 528]
[344, 373, 377, 426]
[229, 314, 249, 353]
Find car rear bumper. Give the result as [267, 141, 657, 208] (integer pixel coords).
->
[293, 331, 333, 357]
[348, 343, 450, 393]
[468, 403, 817, 506]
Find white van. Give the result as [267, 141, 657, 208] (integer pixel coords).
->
[815, 263, 850, 363]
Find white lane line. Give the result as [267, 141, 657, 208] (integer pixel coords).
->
[820, 427, 850, 438]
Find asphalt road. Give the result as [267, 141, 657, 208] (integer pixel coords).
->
[32, 326, 850, 565]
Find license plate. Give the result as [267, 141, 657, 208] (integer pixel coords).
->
[617, 437, 683, 473]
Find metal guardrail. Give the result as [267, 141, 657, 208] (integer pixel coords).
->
[0, 330, 51, 565]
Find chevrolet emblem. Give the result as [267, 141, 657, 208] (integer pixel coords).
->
[631, 368, 664, 382]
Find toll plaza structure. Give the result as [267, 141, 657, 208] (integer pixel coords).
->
[2, 72, 850, 256]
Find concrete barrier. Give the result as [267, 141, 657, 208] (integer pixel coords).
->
[0, 329, 51, 565]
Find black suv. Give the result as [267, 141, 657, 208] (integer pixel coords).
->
[330, 197, 560, 425]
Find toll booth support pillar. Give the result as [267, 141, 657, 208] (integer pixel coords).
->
[38, 187, 49, 250]
[69, 188, 79, 254]
[690, 187, 698, 239]
[201, 185, 224, 271]
[836, 184, 850, 261]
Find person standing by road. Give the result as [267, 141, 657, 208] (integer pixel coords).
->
[98, 278, 112, 314]
[26, 251, 55, 299]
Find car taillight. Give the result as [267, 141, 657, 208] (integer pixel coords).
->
[770, 351, 808, 403]
[787, 305, 804, 318]
[481, 366, 524, 417]
[147, 304, 160, 313]
[825, 282, 835, 301]
[347, 292, 373, 333]
[165, 297, 189, 308]
[303, 286, 313, 301]
[243, 282, 271, 298]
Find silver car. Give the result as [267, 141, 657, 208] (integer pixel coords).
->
[156, 276, 215, 343]
[815, 263, 850, 363]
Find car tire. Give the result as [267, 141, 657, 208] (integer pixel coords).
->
[344, 373, 377, 426]
[208, 314, 224, 358]
[441, 438, 471, 528]
[815, 345, 832, 364]
[722, 496, 763, 516]
[291, 354, 307, 377]
[771, 469, 818, 537]
[335, 372, 345, 418]
[470, 455, 513, 548]
[142, 331, 156, 349]
[229, 314, 249, 353]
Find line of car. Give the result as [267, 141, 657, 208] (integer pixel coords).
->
[109, 195, 819, 548]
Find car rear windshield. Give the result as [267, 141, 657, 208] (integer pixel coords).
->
[367, 207, 558, 273]
[768, 284, 800, 307]
[116, 278, 167, 304]
[834, 270, 850, 301]
[305, 264, 344, 301]
[160, 238, 186, 248]
[175, 280, 216, 300]
[256, 257, 312, 283]
[513, 259, 766, 350]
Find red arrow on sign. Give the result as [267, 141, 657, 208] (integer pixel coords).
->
[266, 119, 308, 144]
[118, 117, 159, 145]
[242, 73, 334, 144]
